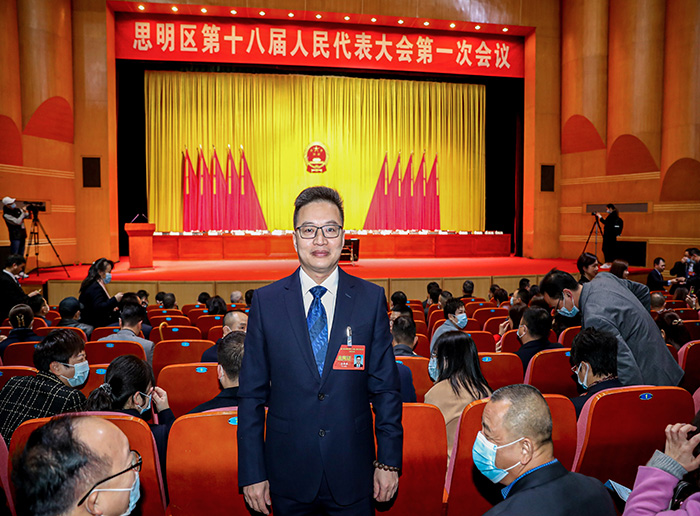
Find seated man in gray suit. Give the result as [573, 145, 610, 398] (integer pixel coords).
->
[98, 303, 154, 364]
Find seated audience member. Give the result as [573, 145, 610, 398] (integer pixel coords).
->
[230, 290, 243, 304]
[137, 288, 149, 307]
[425, 331, 491, 461]
[674, 287, 690, 302]
[528, 294, 549, 310]
[650, 292, 667, 315]
[98, 304, 154, 365]
[392, 315, 418, 357]
[528, 285, 541, 297]
[519, 278, 531, 291]
[28, 294, 51, 326]
[496, 304, 528, 349]
[206, 295, 228, 315]
[162, 292, 177, 309]
[0, 329, 88, 446]
[670, 248, 696, 294]
[423, 281, 440, 310]
[425, 285, 442, 320]
[201, 310, 249, 362]
[656, 311, 692, 351]
[87, 355, 173, 473]
[389, 304, 413, 331]
[577, 252, 600, 285]
[431, 298, 468, 355]
[511, 288, 531, 307]
[610, 259, 630, 279]
[487, 284, 501, 301]
[493, 288, 509, 306]
[197, 291, 210, 305]
[568, 328, 623, 418]
[155, 291, 166, 305]
[390, 290, 408, 310]
[189, 331, 245, 413]
[1, 303, 43, 355]
[244, 289, 254, 307]
[462, 280, 475, 299]
[648, 257, 683, 292]
[476, 384, 616, 516]
[78, 258, 123, 329]
[117, 292, 152, 339]
[12, 415, 139, 516]
[438, 290, 453, 310]
[0, 254, 41, 322]
[514, 307, 562, 373]
[57, 296, 94, 339]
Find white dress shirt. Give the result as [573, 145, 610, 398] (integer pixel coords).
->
[300, 266, 339, 338]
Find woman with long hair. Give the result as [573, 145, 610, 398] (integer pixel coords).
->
[78, 258, 123, 328]
[424, 331, 492, 461]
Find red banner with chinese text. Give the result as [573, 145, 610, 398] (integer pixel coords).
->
[115, 13, 524, 78]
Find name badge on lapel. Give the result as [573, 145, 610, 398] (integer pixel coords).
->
[333, 326, 365, 370]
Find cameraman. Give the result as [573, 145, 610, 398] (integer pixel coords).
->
[594, 203, 623, 264]
[2, 196, 28, 256]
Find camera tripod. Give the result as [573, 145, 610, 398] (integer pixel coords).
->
[582, 214, 604, 257]
[24, 213, 70, 277]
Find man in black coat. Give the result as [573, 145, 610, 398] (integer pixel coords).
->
[0, 255, 39, 321]
[647, 257, 684, 292]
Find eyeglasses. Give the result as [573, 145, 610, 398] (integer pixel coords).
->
[77, 450, 142, 507]
[295, 224, 343, 239]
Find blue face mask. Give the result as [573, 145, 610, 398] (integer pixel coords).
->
[472, 431, 523, 484]
[136, 392, 152, 414]
[455, 312, 468, 329]
[575, 363, 589, 390]
[93, 471, 140, 516]
[556, 293, 579, 318]
[60, 360, 89, 387]
[428, 357, 439, 381]
[104, 272, 112, 284]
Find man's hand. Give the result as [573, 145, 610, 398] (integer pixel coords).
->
[28, 290, 41, 297]
[243, 480, 271, 515]
[373, 468, 399, 503]
[664, 423, 700, 473]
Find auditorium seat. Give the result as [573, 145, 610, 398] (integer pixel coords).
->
[157, 363, 221, 417]
[0, 327, 11, 338]
[84, 340, 147, 364]
[674, 308, 699, 321]
[499, 329, 522, 353]
[414, 334, 430, 358]
[79, 364, 110, 397]
[146, 308, 184, 318]
[195, 315, 225, 339]
[411, 308, 425, 321]
[464, 301, 496, 318]
[428, 311, 445, 334]
[0, 366, 37, 391]
[415, 319, 429, 339]
[181, 303, 205, 316]
[152, 340, 214, 377]
[10, 413, 168, 516]
[0, 434, 14, 516]
[524, 348, 578, 398]
[477, 353, 523, 390]
[664, 300, 689, 309]
[167, 409, 246, 515]
[482, 316, 507, 335]
[34, 326, 87, 342]
[557, 326, 581, 347]
[427, 304, 441, 320]
[678, 340, 700, 393]
[465, 318, 481, 331]
[30, 318, 47, 330]
[186, 308, 210, 325]
[545, 394, 578, 470]
[463, 331, 498, 353]
[149, 315, 191, 327]
[151, 324, 202, 345]
[430, 318, 446, 338]
[572, 386, 694, 488]
[667, 343, 679, 362]
[91, 326, 124, 341]
[45, 310, 61, 325]
[394, 357, 432, 403]
[3, 342, 39, 367]
[208, 325, 224, 342]
[685, 321, 700, 342]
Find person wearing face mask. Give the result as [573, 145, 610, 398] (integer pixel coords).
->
[568, 328, 623, 418]
[0, 329, 88, 447]
[2, 196, 29, 257]
[12, 415, 141, 516]
[594, 203, 623, 264]
[513, 307, 562, 374]
[474, 384, 616, 516]
[79, 258, 124, 329]
[87, 355, 173, 478]
[425, 332, 490, 462]
[541, 269, 683, 387]
[430, 297, 469, 355]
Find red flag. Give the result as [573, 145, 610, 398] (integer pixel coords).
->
[225, 146, 240, 230]
[239, 150, 268, 230]
[398, 153, 412, 231]
[412, 152, 426, 230]
[386, 154, 401, 230]
[363, 154, 388, 230]
[425, 154, 441, 230]
[211, 149, 226, 231]
[196, 148, 213, 231]
[182, 148, 198, 231]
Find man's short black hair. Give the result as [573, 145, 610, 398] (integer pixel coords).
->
[428, 286, 442, 304]
[293, 186, 344, 227]
[120, 303, 146, 328]
[391, 305, 413, 319]
[218, 331, 245, 380]
[515, 288, 531, 305]
[155, 291, 166, 303]
[521, 307, 552, 340]
[118, 292, 141, 311]
[653, 257, 664, 266]
[245, 289, 254, 306]
[689, 248, 700, 257]
[12, 416, 109, 516]
[390, 291, 408, 309]
[5, 254, 26, 268]
[197, 292, 211, 304]
[493, 288, 509, 305]
[391, 315, 416, 345]
[539, 269, 579, 301]
[443, 297, 464, 319]
[136, 289, 149, 300]
[570, 327, 617, 377]
[33, 329, 86, 374]
[162, 293, 176, 309]
[519, 278, 531, 290]
[426, 281, 440, 293]
[27, 294, 46, 315]
[462, 280, 474, 296]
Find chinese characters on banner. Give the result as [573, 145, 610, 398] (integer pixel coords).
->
[117, 13, 524, 78]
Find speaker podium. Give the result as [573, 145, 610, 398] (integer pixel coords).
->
[124, 223, 156, 270]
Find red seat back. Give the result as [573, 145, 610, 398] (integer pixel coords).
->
[415, 320, 429, 339]
[674, 308, 698, 321]
[208, 325, 224, 343]
[428, 311, 445, 334]
[181, 303, 206, 316]
[524, 348, 578, 398]
[149, 315, 191, 327]
[483, 316, 507, 335]
[90, 326, 123, 341]
[462, 331, 497, 353]
[31, 318, 47, 330]
[430, 318, 446, 338]
[146, 308, 183, 318]
[45, 310, 61, 325]
[195, 315, 225, 339]
[499, 330, 522, 353]
[464, 301, 496, 318]
[186, 308, 210, 325]
[545, 394, 578, 470]
[84, 341, 147, 364]
[79, 364, 110, 397]
[0, 366, 37, 391]
[678, 340, 700, 393]
[477, 353, 523, 391]
[665, 300, 689, 309]
[151, 325, 202, 345]
[152, 340, 215, 378]
[414, 334, 430, 358]
[684, 320, 700, 342]
[3, 342, 39, 367]
[0, 327, 11, 338]
[667, 343, 679, 362]
[573, 386, 694, 487]
[157, 363, 221, 417]
[395, 357, 432, 403]
[558, 325, 581, 347]
[34, 326, 87, 342]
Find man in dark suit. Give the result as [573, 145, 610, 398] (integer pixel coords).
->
[477, 384, 616, 516]
[238, 187, 402, 516]
[647, 257, 684, 292]
[0, 254, 40, 321]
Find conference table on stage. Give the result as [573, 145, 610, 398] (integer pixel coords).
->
[153, 232, 510, 260]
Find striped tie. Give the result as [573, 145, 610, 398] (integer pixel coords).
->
[307, 286, 328, 376]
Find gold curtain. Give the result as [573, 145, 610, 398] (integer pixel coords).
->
[145, 70, 485, 232]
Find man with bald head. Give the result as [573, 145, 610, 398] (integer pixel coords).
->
[201, 310, 248, 362]
[12, 415, 141, 516]
[474, 384, 615, 515]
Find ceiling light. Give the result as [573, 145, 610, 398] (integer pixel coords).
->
[371, 17, 377, 22]
[137, 4, 145, 10]
[449, 23, 456, 28]
[315, 14, 322, 19]
[344, 15, 350, 21]
[423, 21, 430, 26]
[230, 9, 237, 15]
[171, 6, 178, 12]
[201, 7, 207, 13]
[502, 27, 509, 32]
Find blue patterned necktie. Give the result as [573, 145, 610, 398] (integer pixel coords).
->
[307, 285, 328, 376]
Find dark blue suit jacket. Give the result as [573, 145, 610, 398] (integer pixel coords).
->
[237, 268, 403, 505]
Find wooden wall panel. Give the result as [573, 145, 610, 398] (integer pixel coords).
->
[0, 0, 22, 136]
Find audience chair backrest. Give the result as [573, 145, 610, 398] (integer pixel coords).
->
[0, 327, 11, 338]
[194, 315, 225, 339]
[477, 353, 523, 391]
[146, 308, 183, 318]
[464, 301, 496, 318]
[427, 303, 441, 319]
[557, 326, 581, 347]
[428, 310, 446, 334]
[678, 340, 700, 393]
[167, 410, 245, 514]
[34, 326, 87, 342]
[149, 315, 191, 327]
[30, 318, 47, 330]
[667, 343, 679, 363]
[499, 329, 522, 354]
[152, 340, 215, 378]
[413, 334, 430, 358]
[684, 321, 700, 342]
[394, 357, 432, 403]
[79, 364, 110, 398]
[84, 341, 147, 364]
[462, 331, 497, 353]
[524, 348, 578, 398]
[572, 386, 694, 488]
[186, 308, 210, 325]
[414, 319, 429, 339]
[483, 316, 508, 336]
[0, 366, 37, 392]
[208, 325, 224, 343]
[545, 394, 578, 470]
[157, 363, 221, 417]
[3, 342, 39, 367]
[430, 318, 446, 338]
[0, 430, 14, 516]
[90, 326, 123, 341]
[180, 303, 205, 316]
[45, 310, 61, 325]
[152, 325, 202, 345]
[674, 308, 699, 321]
[664, 300, 689, 310]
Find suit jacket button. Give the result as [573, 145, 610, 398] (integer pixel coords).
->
[319, 429, 326, 437]
[318, 393, 325, 401]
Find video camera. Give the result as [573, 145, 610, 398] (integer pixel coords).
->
[20, 201, 46, 218]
